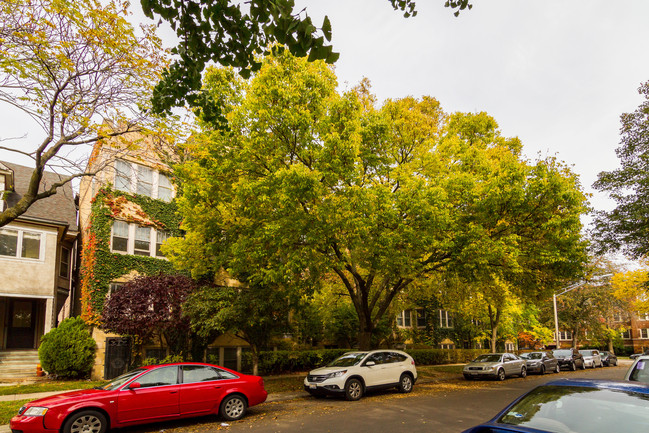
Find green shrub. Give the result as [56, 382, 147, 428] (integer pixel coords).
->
[38, 317, 96, 379]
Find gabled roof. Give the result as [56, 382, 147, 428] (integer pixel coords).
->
[1, 161, 78, 232]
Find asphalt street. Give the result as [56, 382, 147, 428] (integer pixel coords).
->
[117, 362, 630, 433]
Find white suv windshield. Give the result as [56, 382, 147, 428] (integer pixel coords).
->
[328, 353, 367, 367]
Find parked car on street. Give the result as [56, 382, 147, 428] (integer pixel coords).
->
[552, 348, 585, 371]
[600, 350, 618, 366]
[519, 351, 560, 374]
[625, 355, 649, 383]
[304, 350, 417, 401]
[10, 362, 267, 433]
[463, 353, 527, 381]
[462, 379, 649, 433]
[579, 349, 603, 368]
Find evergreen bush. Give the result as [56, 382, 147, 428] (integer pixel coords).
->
[38, 317, 96, 378]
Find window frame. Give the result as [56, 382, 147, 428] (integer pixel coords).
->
[0, 227, 45, 261]
[113, 159, 174, 201]
[111, 221, 171, 258]
[59, 246, 70, 279]
[439, 309, 453, 329]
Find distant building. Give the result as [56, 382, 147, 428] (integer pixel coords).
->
[0, 161, 78, 351]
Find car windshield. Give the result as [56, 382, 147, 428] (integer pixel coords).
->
[474, 354, 502, 363]
[328, 353, 367, 367]
[553, 350, 571, 357]
[521, 353, 542, 360]
[498, 385, 649, 432]
[580, 350, 594, 356]
[98, 368, 146, 390]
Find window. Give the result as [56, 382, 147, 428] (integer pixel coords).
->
[439, 310, 453, 328]
[559, 331, 573, 341]
[640, 328, 649, 339]
[0, 228, 18, 256]
[111, 221, 169, 259]
[137, 165, 154, 196]
[158, 173, 173, 202]
[134, 226, 151, 256]
[639, 312, 649, 321]
[156, 231, 170, 257]
[60, 247, 70, 278]
[181, 365, 221, 383]
[136, 366, 177, 388]
[114, 159, 173, 201]
[111, 221, 129, 252]
[440, 343, 454, 350]
[0, 228, 42, 260]
[403, 309, 411, 327]
[115, 160, 132, 192]
[621, 329, 631, 339]
[416, 309, 426, 328]
[396, 310, 412, 328]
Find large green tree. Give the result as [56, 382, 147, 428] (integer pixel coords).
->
[168, 53, 587, 350]
[141, 0, 472, 119]
[593, 80, 649, 259]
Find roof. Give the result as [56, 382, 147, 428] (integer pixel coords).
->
[1, 161, 78, 232]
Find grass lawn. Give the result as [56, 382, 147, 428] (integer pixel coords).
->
[0, 399, 31, 425]
[0, 380, 105, 396]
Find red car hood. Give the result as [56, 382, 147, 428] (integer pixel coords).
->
[27, 389, 109, 407]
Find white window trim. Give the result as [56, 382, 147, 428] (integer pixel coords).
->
[113, 159, 173, 201]
[110, 221, 168, 259]
[0, 226, 47, 262]
[640, 328, 649, 339]
[439, 310, 453, 329]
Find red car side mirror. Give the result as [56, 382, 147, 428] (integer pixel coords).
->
[129, 382, 141, 390]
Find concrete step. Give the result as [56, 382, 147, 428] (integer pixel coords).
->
[0, 351, 40, 381]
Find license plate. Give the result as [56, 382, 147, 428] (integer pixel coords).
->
[309, 385, 317, 389]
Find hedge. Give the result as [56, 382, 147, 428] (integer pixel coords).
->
[243, 348, 487, 375]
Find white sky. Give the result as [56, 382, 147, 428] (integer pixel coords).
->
[2, 0, 648, 254]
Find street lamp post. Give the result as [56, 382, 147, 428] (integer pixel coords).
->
[553, 274, 613, 349]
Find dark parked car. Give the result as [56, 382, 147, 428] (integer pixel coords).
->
[10, 363, 267, 433]
[553, 348, 585, 371]
[462, 379, 649, 433]
[519, 351, 560, 374]
[600, 351, 618, 366]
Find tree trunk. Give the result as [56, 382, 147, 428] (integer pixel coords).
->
[488, 305, 501, 353]
[608, 337, 614, 354]
[251, 346, 259, 376]
[358, 330, 372, 351]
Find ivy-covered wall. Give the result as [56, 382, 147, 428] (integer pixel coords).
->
[80, 186, 182, 325]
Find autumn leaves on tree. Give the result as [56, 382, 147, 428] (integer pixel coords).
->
[166, 53, 588, 350]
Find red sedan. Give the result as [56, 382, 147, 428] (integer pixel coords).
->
[10, 362, 267, 433]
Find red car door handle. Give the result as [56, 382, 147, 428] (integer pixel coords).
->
[213, 386, 221, 389]
[170, 391, 178, 394]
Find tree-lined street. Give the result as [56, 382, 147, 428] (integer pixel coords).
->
[108, 363, 630, 433]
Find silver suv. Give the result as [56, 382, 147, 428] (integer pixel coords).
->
[304, 350, 418, 401]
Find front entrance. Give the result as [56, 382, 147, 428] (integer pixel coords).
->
[6, 299, 37, 349]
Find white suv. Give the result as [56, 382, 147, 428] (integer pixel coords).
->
[304, 350, 417, 401]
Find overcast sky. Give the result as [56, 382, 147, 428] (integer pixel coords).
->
[2, 0, 648, 253]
